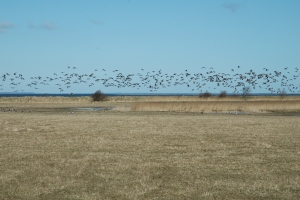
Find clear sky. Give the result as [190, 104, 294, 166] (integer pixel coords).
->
[1, 0, 299, 94]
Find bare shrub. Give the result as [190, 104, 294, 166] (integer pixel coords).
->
[278, 89, 287, 99]
[218, 91, 227, 98]
[242, 86, 251, 101]
[91, 90, 108, 102]
[199, 91, 212, 98]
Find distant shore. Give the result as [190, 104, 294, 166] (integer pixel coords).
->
[1, 92, 300, 97]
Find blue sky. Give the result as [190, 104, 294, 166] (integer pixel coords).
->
[1, 0, 299, 94]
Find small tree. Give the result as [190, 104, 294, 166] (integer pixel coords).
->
[278, 88, 287, 99]
[199, 91, 212, 98]
[91, 90, 107, 102]
[218, 91, 227, 98]
[242, 86, 251, 101]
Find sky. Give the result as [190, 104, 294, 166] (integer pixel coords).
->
[1, 0, 300, 94]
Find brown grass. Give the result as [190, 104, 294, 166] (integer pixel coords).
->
[0, 96, 92, 103]
[0, 97, 300, 199]
[1, 96, 299, 113]
[131, 100, 300, 113]
[119, 95, 300, 103]
[127, 96, 300, 113]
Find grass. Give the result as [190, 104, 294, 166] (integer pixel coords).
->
[0, 96, 92, 103]
[131, 100, 300, 113]
[1, 96, 300, 199]
[128, 96, 300, 113]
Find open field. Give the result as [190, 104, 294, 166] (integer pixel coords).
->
[1, 96, 300, 199]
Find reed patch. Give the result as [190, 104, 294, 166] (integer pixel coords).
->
[131, 100, 300, 113]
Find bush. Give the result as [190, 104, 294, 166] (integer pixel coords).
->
[278, 89, 287, 99]
[91, 90, 108, 102]
[199, 91, 212, 98]
[242, 86, 251, 101]
[218, 91, 227, 98]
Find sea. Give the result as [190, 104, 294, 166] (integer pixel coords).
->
[0, 92, 299, 97]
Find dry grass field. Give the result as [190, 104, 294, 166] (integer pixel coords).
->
[1, 96, 300, 199]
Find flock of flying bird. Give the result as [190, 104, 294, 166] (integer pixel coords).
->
[1, 66, 300, 95]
